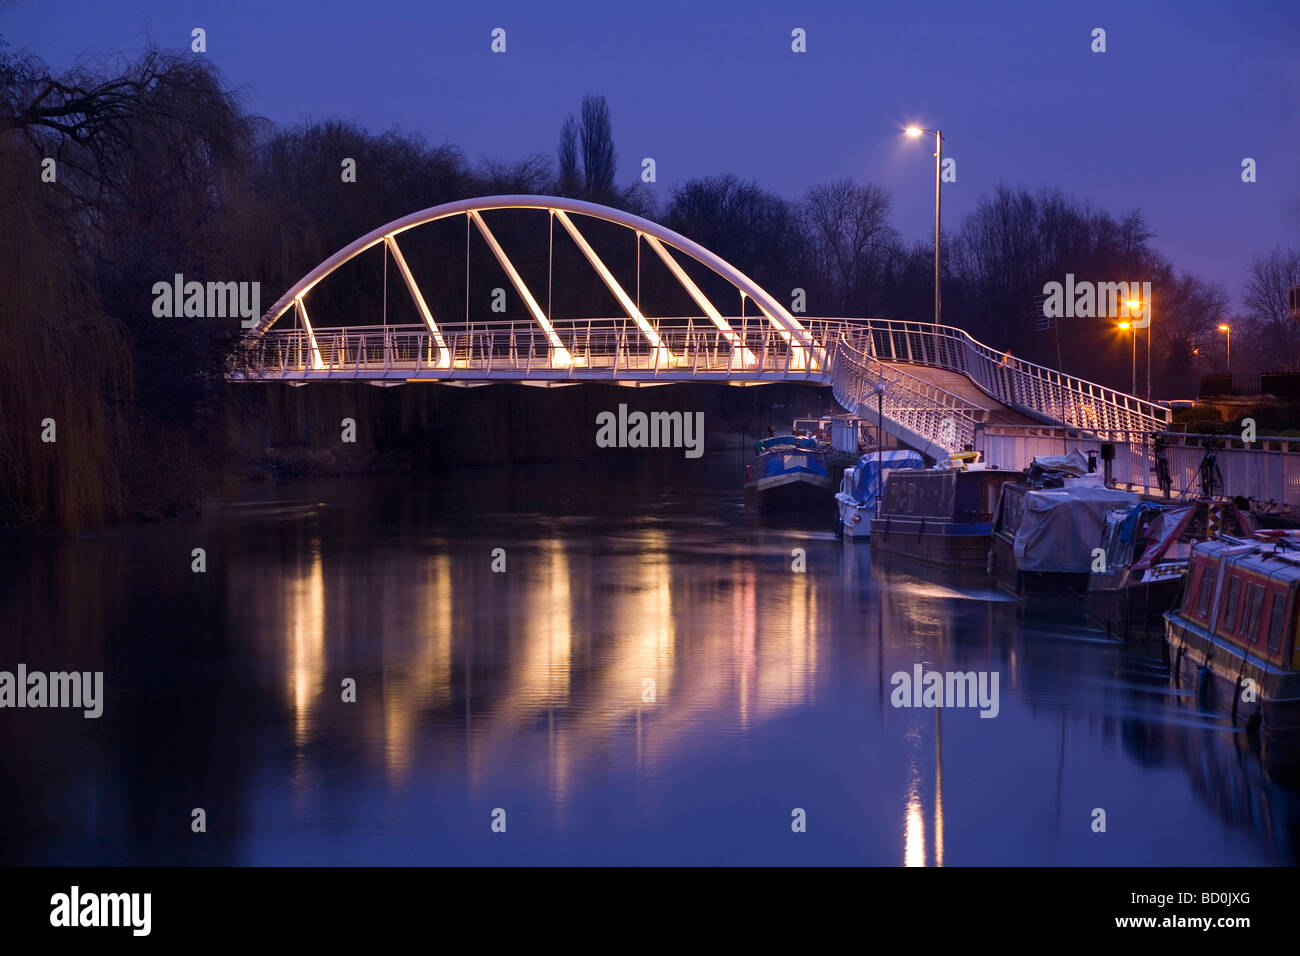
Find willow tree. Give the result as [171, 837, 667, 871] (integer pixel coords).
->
[1, 44, 256, 526]
[0, 136, 130, 529]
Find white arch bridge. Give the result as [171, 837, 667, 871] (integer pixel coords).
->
[230, 194, 1169, 457]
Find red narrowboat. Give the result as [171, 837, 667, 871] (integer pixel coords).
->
[1165, 532, 1300, 781]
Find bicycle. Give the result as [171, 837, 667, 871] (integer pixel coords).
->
[1150, 435, 1172, 498]
[1196, 437, 1224, 499]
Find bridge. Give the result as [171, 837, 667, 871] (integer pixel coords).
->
[232, 194, 1170, 462]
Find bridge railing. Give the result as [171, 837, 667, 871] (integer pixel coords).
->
[832, 332, 980, 454]
[819, 317, 1169, 432]
[231, 319, 841, 380]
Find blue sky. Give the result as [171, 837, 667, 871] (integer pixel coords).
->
[3, 0, 1297, 302]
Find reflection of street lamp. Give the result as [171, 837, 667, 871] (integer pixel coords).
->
[1218, 323, 1231, 372]
[1127, 296, 1151, 402]
[905, 126, 944, 326]
[1118, 321, 1136, 394]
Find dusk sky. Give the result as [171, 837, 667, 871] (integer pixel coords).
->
[5, 0, 1297, 304]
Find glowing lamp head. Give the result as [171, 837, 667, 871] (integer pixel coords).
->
[1117, 321, 1132, 330]
[1127, 299, 1141, 310]
[905, 126, 923, 137]
[1218, 324, 1230, 332]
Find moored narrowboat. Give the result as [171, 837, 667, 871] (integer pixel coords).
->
[744, 435, 834, 512]
[869, 465, 1021, 569]
[991, 477, 1139, 597]
[1087, 499, 1256, 641]
[1165, 533, 1300, 779]
[835, 449, 924, 540]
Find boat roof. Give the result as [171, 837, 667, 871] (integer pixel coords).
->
[886, 467, 1023, 478]
[855, 450, 925, 468]
[1192, 535, 1300, 582]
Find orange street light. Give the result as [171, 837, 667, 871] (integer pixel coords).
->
[1127, 296, 1152, 402]
[1118, 321, 1135, 393]
[1218, 323, 1231, 371]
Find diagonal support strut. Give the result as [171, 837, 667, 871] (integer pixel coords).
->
[553, 210, 674, 368]
[468, 210, 573, 367]
[385, 235, 451, 368]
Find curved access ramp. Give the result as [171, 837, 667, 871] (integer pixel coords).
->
[830, 319, 1168, 456]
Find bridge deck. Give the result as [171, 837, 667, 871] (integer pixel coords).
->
[884, 363, 1039, 425]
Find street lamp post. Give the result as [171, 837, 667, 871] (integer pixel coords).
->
[1119, 321, 1136, 394]
[873, 380, 886, 458]
[1127, 296, 1152, 402]
[906, 126, 943, 325]
[1218, 323, 1231, 373]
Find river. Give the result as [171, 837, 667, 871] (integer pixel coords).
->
[1, 456, 1295, 865]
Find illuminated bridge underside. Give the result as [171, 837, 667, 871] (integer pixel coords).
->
[230, 195, 1169, 454]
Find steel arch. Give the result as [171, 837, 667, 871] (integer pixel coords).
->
[242, 194, 814, 355]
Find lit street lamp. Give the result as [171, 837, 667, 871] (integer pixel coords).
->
[905, 125, 944, 326]
[1218, 323, 1231, 372]
[1127, 296, 1151, 402]
[1118, 321, 1136, 394]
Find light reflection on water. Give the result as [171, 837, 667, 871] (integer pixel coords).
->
[0, 457, 1297, 865]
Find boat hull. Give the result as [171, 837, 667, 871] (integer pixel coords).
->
[1165, 612, 1300, 780]
[869, 517, 992, 569]
[990, 533, 1091, 598]
[835, 495, 872, 540]
[745, 471, 835, 513]
[1085, 570, 1181, 643]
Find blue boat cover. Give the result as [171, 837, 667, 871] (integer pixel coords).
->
[756, 435, 819, 454]
[762, 449, 828, 478]
[847, 450, 925, 504]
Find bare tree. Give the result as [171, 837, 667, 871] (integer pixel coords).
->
[1242, 247, 1300, 368]
[664, 174, 801, 295]
[801, 180, 898, 316]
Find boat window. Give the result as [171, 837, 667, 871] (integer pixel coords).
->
[1266, 592, 1287, 654]
[1221, 577, 1241, 633]
[1196, 563, 1216, 619]
[1243, 584, 1265, 644]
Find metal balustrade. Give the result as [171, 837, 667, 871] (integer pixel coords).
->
[831, 332, 981, 455]
[230, 317, 863, 383]
[829, 318, 1169, 432]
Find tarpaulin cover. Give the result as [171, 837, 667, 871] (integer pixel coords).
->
[1129, 507, 1193, 571]
[1013, 484, 1140, 572]
[763, 449, 827, 478]
[847, 450, 925, 504]
[1029, 449, 1091, 477]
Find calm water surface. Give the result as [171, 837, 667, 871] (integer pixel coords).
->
[2, 456, 1296, 865]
